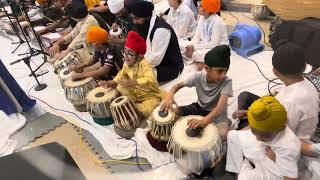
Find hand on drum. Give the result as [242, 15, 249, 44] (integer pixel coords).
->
[161, 96, 174, 112]
[71, 72, 85, 81]
[188, 117, 210, 129]
[69, 65, 81, 72]
[98, 80, 108, 87]
[49, 43, 60, 57]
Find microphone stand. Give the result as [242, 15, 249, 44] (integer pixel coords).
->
[0, 0, 27, 54]
[8, 1, 47, 91]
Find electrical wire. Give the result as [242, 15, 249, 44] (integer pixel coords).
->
[228, 12, 239, 33]
[27, 82, 150, 169]
[242, 13, 272, 48]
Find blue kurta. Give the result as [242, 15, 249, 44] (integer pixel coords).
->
[0, 60, 36, 115]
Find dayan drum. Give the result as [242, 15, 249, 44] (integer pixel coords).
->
[41, 32, 62, 48]
[167, 115, 222, 176]
[53, 52, 81, 73]
[64, 77, 97, 112]
[109, 27, 124, 39]
[146, 106, 175, 152]
[58, 68, 73, 88]
[251, 3, 271, 20]
[86, 87, 118, 126]
[110, 96, 143, 139]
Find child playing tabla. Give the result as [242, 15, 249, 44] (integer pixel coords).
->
[100, 31, 161, 118]
[161, 45, 233, 140]
[70, 26, 120, 81]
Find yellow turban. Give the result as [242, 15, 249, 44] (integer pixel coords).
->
[248, 96, 287, 133]
[87, 26, 109, 44]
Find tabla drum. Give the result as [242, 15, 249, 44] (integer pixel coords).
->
[109, 28, 124, 39]
[54, 52, 81, 73]
[251, 3, 271, 20]
[86, 87, 118, 126]
[64, 77, 97, 112]
[110, 96, 143, 139]
[58, 68, 73, 88]
[41, 32, 62, 48]
[167, 115, 222, 176]
[146, 106, 175, 152]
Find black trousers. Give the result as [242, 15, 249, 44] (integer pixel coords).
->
[237, 91, 260, 130]
[156, 63, 184, 83]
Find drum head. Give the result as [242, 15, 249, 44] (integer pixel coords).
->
[110, 28, 122, 37]
[59, 68, 73, 80]
[152, 106, 174, 123]
[171, 116, 219, 151]
[87, 87, 117, 103]
[111, 96, 128, 107]
[64, 77, 94, 88]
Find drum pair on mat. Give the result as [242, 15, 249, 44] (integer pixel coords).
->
[110, 96, 146, 139]
[54, 52, 81, 73]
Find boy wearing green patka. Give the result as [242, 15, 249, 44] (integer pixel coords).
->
[162, 45, 233, 141]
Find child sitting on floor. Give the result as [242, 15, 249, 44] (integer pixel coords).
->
[70, 26, 120, 81]
[233, 42, 320, 157]
[100, 31, 161, 118]
[161, 45, 232, 141]
[226, 96, 301, 180]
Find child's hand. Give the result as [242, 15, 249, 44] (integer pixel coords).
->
[98, 81, 108, 88]
[232, 110, 247, 119]
[71, 73, 84, 81]
[265, 146, 276, 162]
[69, 65, 81, 72]
[188, 117, 210, 129]
[161, 96, 174, 112]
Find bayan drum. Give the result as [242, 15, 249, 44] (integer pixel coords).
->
[110, 96, 143, 139]
[58, 68, 73, 88]
[86, 87, 118, 126]
[146, 106, 175, 152]
[54, 52, 81, 73]
[41, 32, 62, 48]
[64, 77, 97, 112]
[167, 116, 222, 176]
[109, 27, 124, 39]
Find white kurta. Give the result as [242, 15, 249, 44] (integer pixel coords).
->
[182, 0, 198, 19]
[180, 14, 228, 64]
[226, 128, 301, 180]
[165, 4, 196, 40]
[144, 13, 171, 68]
[275, 79, 320, 140]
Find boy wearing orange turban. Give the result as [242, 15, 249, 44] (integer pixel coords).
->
[226, 96, 300, 180]
[69, 26, 119, 81]
[100, 31, 161, 118]
[180, 0, 228, 65]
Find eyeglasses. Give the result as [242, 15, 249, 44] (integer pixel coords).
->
[121, 49, 136, 58]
